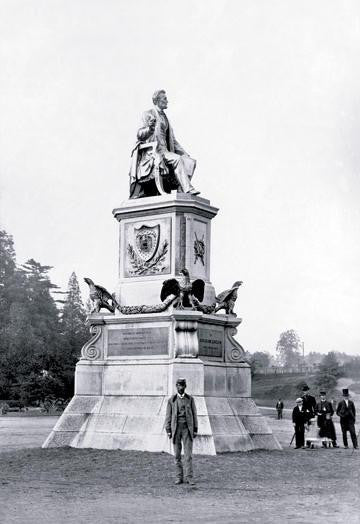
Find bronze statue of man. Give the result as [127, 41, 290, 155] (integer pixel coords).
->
[129, 90, 199, 198]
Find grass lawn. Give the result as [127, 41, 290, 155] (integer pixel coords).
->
[252, 373, 315, 408]
[0, 415, 359, 523]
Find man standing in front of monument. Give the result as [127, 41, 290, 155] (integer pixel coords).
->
[336, 388, 358, 449]
[292, 397, 310, 449]
[130, 90, 199, 197]
[165, 378, 198, 486]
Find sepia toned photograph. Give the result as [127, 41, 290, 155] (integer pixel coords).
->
[0, 1, 359, 523]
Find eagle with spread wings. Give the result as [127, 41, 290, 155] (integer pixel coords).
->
[160, 268, 205, 310]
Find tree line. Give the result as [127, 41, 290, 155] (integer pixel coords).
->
[247, 328, 360, 393]
[0, 229, 89, 405]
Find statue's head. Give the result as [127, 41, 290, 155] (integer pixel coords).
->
[152, 89, 168, 110]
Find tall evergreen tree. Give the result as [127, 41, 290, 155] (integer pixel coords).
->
[59, 272, 88, 397]
[0, 230, 17, 327]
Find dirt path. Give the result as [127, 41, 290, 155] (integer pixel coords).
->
[0, 446, 358, 524]
[0, 416, 57, 452]
[0, 413, 359, 523]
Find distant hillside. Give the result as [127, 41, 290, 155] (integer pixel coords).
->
[252, 373, 318, 408]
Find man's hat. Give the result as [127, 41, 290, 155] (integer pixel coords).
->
[342, 388, 349, 397]
[302, 385, 309, 392]
[320, 391, 326, 396]
[176, 378, 187, 386]
[296, 398, 303, 403]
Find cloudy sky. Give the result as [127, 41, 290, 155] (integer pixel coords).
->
[1, 0, 360, 355]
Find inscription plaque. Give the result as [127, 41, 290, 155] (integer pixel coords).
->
[198, 327, 223, 358]
[108, 327, 168, 357]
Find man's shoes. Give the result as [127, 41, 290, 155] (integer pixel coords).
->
[353, 446, 359, 450]
[188, 188, 200, 196]
[185, 478, 196, 486]
[332, 444, 339, 448]
[344, 446, 349, 449]
[175, 479, 183, 485]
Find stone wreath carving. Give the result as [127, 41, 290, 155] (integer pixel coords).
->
[117, 294, 176, 314]
[127, 239, 169, 276]
[81, 324, 103, 360]
[192, 297, 216, 314]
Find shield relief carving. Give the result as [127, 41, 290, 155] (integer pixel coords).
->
[125, 219, 171, 277]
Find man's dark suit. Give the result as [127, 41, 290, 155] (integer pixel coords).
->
[292, 406, 310, 448]
[336, 399, 358, 448]
[276, 401, 284, 420]
[302, 394, 317, 419]
[165, 393, 198, 482]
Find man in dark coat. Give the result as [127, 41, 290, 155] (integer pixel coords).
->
[165, 378, 198, 485]
[336, 388, 358, 449]
[292, 398, 310, 448]
[276, 399, 284, 420]
[301, 385, 317, 421]
[315, 391, 338, 447]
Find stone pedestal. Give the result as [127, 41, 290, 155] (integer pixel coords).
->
[43, 193, 281, 453]
[112, 192, 218, 307]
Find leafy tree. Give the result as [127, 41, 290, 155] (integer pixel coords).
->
[342, 356, 360, 377]
[276, 329, 302, 368]
[305, 351, 323, 367]
[314, 352, 342, 392]
[249, 351, 271, 375]
[0, 248, 63, 402]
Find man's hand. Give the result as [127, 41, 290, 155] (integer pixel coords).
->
[167, 432, 172, 439]
[148, 117, 156, 132]
[193, 431, 198, 439]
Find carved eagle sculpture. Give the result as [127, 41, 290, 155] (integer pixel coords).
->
[214, 280, 243, 315]
[84, 277, 119, 314]
[160, 268, 205, 310]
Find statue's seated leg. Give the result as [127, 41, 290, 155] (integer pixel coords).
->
[162, 151, 198, 194]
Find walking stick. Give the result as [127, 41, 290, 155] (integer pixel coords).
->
[351, 428, 360, 456]
[289, 432, 296, 447]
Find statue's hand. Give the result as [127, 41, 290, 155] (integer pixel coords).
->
[148, 117, 156, 132]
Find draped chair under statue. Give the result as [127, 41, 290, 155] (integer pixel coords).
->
[129, 141, 179, 198]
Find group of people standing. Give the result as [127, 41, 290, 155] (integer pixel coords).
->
[290, 385, 358, 449]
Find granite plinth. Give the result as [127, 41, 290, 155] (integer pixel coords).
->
[43, 311, 281, 454]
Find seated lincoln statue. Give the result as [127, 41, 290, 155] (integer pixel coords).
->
[129, 90, 200, 198]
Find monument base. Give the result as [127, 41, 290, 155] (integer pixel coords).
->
[43, 312, 281, 454]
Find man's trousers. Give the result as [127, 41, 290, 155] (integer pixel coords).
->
[340, 419, 358, 448]
[294, 424, 305, 448]
[174, 421, 193, 481]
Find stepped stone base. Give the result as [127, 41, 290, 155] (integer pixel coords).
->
[43, 343, 281, 454]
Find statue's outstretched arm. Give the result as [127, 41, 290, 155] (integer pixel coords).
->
[137, 112, 155, 142]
